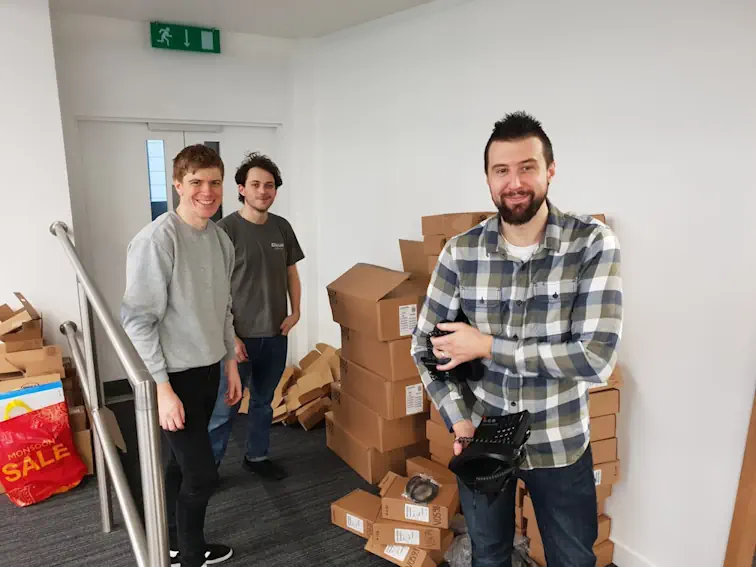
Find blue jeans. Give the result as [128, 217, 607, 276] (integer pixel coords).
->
[208, 336, 288, 464]
[459, 445, 598, 567]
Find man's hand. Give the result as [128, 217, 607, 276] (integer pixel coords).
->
[157, 382, 185, 432]
[430, 322, 493, 371]
[452, 419, 476, 456]
[225, 361, 243, 406]
[280, 310, 300, 336]
[234, 336, 248, 363]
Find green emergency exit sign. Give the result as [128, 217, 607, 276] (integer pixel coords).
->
[150, 22, 220, 54]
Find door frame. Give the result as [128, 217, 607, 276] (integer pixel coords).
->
[724, 392, 756, 567]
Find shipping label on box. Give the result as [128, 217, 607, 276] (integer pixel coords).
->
[379, 473, 460, 529]
[373, 519, 452, 550]
[364, 537, 437, 567]
[331, 489, 382, 539]
[593, 460, 621, 487]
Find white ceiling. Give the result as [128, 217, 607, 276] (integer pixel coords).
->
[49, 0, 435, 39]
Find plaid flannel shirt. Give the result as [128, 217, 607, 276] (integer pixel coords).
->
[411, 202, 623, 469]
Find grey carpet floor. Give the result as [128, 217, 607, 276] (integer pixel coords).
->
[0, 400, 388, 566]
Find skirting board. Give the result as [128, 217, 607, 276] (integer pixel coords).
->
[613, 539, 658, 567]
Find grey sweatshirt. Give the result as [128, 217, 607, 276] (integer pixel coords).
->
[120, 212, 236, 384]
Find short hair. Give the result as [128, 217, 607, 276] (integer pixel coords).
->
[235, 152, 283, 202]
[484, 111, 554, 172]
[172, 144, 224, 181]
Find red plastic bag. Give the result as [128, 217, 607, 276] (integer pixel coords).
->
[0, 400, 87, 507]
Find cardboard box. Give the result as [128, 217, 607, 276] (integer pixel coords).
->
[596, 484, 612, 502]
[591, 214, 607, 223]
[325, 412, 429, 484]
[68, 405, 88, 432]
[591, 438, 618, 465]
[1, 319, 43, 353]
[597, 514, 611, 544]
[331, 489, 382, 539]
[0, 345, 65, 378]
[0, 372, 61, 394]
[430, 403, 446, 427]
[340, 327, 417, 381]
[271, 366, 301, 409]
[427, 531, 455, 565]
[423, 235, 448, 256]
[399, 240, 432, 279]
[285, 383, 330, 413]
[594, 460, 621, 487]
[239, 388, 250, 414]
[340, 358, 428, 420]
[73, 428, 94, 475]
[590, 414, 616, 442]
[331, 383, 426, 452]
[296, 363, 333, 395]
[378, 472, 460, 529]
[272, 403, 288, 421]
[0, 293, 41, 337]
[589, 389, 620, 418]
[426, 419, 455, 447]
[421, 212, 494, 237]
[327, 264, 425, 342]
[589, 364, 624, 393]
[315, 343, 342, 380]
[373, 519, 452, 550]
[427, 255, 439, 275]
[429, 441, 453, 467]
[405, 456, 456, 485]
[364, 537, 436, 567]
[297, 396, 331, 430]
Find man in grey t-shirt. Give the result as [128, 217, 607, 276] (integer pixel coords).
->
[208, 152, 304, 481]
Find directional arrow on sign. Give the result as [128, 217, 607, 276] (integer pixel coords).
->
[184, 29, 190, 47]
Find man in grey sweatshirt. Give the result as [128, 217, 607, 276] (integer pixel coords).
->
[121, 144, 242, 567]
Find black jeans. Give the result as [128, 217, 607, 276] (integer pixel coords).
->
[164, 363, 221, 567]
[459, 445, 598, 567]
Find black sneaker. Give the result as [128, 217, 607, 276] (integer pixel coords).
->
[242, 457, 287, 480]
[169, 544, 233, 566]
[205, 543, 233, 564]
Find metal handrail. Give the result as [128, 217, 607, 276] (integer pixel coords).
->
[50, 221, 169, 567]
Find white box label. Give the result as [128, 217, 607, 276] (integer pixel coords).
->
[594, 469, 602, 486]
[395, 528, 420, 546]
[385, 545, 410, 561]
[346, 513, 364, 534]
[404, 503, 430, 523]
[399, 304, 418, 336]
[405, 384, 424, 415]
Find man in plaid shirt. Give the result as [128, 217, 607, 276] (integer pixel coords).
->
[411, 112, 622, 567]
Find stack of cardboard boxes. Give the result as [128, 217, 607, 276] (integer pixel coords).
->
[238, 343, 339, 431]
[332, 457, 460, 566]
[0, 293, 93, 495]
[520, 364, 624, 566]
[325, 263, 432, 484]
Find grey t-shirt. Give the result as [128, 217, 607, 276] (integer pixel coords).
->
[218, 211, 304, 338]
[120, 212, 236, 384]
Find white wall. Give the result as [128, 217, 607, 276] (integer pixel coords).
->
[309, 0, 756, 566]
[0, 0, 79, 348]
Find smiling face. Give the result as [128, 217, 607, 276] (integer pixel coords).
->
[239, 167, 277, 213]
[486, 136, 555, 225]
[174, 167, 224, 221]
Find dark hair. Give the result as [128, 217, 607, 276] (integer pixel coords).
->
[484, 111, 554, 172]
[235, 152, 283, 202]
[173, 144, 224, 181]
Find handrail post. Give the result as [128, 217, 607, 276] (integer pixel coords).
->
[77, 280, 113, 533]
[51, 222, 170, 567]
[135, 379, 170, 567]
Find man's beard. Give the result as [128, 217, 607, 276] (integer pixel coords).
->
[497, 188, 547, 226]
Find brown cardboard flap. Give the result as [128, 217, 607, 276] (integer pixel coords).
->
[0, 293, 41, 337]
[327, 263, 410, 301]
[299, 350, 321, 370]
[398, 240, 431, 278]
[379, 471, 401, 496]
[405, 456, 456, 486]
